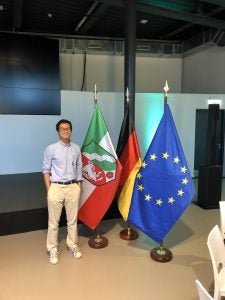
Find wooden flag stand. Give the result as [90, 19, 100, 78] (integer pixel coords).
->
[88, 225, 108, 249]
[120, 221, 139, 240]
[150, 240, 173, 263]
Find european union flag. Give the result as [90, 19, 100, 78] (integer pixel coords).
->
[128, 103, 195, 243]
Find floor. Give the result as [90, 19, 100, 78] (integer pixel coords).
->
[0, 196, 221, 300]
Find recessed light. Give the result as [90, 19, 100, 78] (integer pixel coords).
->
[47, 13, 53, 18]
[140, 19, 148, 24]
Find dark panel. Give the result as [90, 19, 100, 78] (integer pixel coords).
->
[0, 172, 121, 236]
[197, 165, 223, 209]
[194, 110, 208, 169]
[0, 173, 46, 213]
[0, 203, 121, 236]
[206, 104, 220, 165]
[0, 86, 60, 115]
[0, 207, 69, 236]
[0, 208, 48, 235]
[194, 108, 224, 170]
[0, 33, 60, 115]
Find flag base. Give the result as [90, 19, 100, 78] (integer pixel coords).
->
[88, 235, 108, 249]
[120, 228, 139, 240]
[150, 246, 173, 263]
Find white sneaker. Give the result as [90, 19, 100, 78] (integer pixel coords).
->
[48, 247, 59, 265]
[67, 244, 82, 259]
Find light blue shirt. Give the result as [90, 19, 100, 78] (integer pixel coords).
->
[42, 140, 83, 182]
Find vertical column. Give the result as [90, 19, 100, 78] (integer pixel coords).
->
[124, 0, 136, 120]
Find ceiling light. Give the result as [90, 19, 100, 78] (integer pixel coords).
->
[47, 13, 53, 18]
[140, 19, 148, 24]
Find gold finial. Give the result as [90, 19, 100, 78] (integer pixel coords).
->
[163, 80, 169, 97]
[94, 84, 97, 103]
[126, 87, 130, 103]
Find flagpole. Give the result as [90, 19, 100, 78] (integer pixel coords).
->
[150, 81, 173, 263]
[87, 84, 109, 249]
[119, 87, 139, 241]
[88, 224, 108, 249]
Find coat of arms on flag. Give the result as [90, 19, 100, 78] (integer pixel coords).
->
[78, 102, 122, 230]
[82, 141, 117, 186]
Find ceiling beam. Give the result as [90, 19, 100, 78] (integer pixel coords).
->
[200, 0, 225, 8]
[99, 0, 225, 30]
[13, 0, 23, 30]
[165, 6, 225, 38]
[77, 3, 110, 35]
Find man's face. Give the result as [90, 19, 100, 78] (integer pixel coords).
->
[58, 123, 72, 141]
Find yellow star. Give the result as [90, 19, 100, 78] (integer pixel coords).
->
[168, 197, 175, 204]
[182, 178, 188, 185]
[178, 189, 184, 196]
[162, 152, 169, 159]
[136, 172, 142, 179]
[138, 184, 144, 192]
[145, 194, 152, 201]
[181, 166, 187, 173]
[156, 198, 163, 206]
[173, 156, 180, 164]
[142, 161, 147, 168]
[150, 154, 157, 161]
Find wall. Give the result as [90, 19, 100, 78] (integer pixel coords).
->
[182, 45, 225, 93]
[1, 91, 225, 213]
[2, 44, 225, 234]
[59, 53, 182, 92]
[60, 45, 225, 94]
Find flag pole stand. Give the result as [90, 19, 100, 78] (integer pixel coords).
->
[120, 221, 139, 240]
[150, 241, 173, 263]
[88, 225, 108, 249]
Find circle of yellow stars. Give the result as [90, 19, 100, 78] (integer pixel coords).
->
[136, 151, 191, 207]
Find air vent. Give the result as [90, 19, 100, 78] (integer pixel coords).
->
[88, 42, 101, 49]
[59, 38, 182, 57]
[137, 45, 151, 51]
[65, 39, 74, 49]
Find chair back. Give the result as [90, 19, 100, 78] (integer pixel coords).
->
[207, 225, 225, 299]
[195, 279, 214, 300]
[219, 201, 225, 239]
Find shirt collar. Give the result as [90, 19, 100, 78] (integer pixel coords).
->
[59, 140, 71, 147]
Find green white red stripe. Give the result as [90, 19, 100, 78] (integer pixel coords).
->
[78, 102, 122, 229]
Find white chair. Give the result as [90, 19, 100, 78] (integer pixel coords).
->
[207, 225, 225, 299]
[219, 201, 225, 240]
[195, 279, 214, 300]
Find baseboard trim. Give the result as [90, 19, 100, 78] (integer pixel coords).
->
[0, 208, 49, 236]
[0, 199, 121, 236]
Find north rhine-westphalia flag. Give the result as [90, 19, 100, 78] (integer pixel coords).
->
[78, 102, 122, 229]
[116, 108, 142, 221]
[128, 103, 195, 243]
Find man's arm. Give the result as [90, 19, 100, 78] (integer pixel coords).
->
[43, 172, 51, 192]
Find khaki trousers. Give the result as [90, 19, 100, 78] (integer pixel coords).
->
[46, 183, 81, 251]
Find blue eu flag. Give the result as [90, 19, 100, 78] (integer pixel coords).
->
[128, 103, 195, 243]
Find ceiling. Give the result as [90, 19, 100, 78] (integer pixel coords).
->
[0, 0, 225, 54]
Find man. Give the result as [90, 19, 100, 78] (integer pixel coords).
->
[42, 119, 83, 265]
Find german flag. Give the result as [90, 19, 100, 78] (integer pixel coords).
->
[116, 108, 142, 221]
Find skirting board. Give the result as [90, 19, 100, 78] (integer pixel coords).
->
[0, 200, 121, 236]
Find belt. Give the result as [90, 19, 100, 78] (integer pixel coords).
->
[52, 180, 78, 185]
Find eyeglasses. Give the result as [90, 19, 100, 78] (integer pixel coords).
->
[59, 127, 71, 132]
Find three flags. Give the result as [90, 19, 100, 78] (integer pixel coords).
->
[128, 103, 195, 243]
[116, 108, 142, 221]
[78, 96, 195, 245]
[78, 102, 122, 230]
